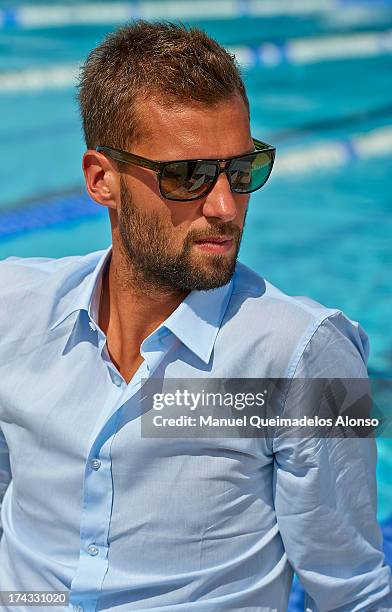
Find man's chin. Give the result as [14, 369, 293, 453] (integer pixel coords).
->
[185, 262, 237, 291]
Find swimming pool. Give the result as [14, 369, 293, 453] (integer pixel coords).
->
[1, 2, 391, 609]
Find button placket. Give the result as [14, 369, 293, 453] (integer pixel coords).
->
[70, 372, 127, 610]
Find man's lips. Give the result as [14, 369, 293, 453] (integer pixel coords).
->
[193, 236, 235, 253]
[194, 236, 234, 244]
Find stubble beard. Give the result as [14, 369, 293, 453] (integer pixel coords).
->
[118, 177, 245, 293]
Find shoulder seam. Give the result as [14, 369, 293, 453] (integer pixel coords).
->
[279, 312, 342, 418]
[288, 313, 340, 381]
[271, 313, 341, 448]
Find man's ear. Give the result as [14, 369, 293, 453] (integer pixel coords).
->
[82, 150, 120, 211]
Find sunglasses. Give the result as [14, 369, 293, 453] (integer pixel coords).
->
[96, 137, 276, 202]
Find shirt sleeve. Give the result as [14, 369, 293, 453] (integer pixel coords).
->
[0, 426, 11, 540]
[273, 312, 392, 611]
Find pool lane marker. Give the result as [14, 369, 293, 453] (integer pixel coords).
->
[0, 192, 103, 239]
[0, 65, 78, 93]
[1, 30, 392, 94]
[273, 126, 392, 176]
[232, 30, 392, 67]
[0, 0, 391, 28]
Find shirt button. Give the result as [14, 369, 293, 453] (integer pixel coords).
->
[87, 544, 99, 556]
[90, 458, 101, 470]
[109, 369, 122, 386]
[88, 321, 96, 331]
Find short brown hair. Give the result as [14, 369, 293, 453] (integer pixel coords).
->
[77, 20, 250, 150]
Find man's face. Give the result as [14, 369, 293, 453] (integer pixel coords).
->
[117, 93, 253, 292]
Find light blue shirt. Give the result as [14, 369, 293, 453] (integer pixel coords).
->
[0, 245, 391, 612]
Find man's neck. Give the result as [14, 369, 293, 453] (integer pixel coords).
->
[98, 248, 189, 382]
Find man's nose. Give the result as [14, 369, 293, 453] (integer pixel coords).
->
[201, 171, 237, 222]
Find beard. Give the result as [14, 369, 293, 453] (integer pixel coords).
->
[117, 177, 246, 293]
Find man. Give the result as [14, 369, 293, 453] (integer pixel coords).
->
[0, 20, 391, 612]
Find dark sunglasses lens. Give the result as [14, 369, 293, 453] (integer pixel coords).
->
[229, 151, 275, 193]
[160, 161, 217, 200]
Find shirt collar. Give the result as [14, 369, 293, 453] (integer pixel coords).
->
[49, 245, 234, 365]
[161, 281, 233, 364]
[49, 245, 112, 332]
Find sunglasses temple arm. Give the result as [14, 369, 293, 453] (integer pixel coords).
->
[96, 146, 161, 172]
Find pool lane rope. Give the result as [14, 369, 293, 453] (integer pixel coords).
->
[1, 30, 391, 94]
[1, 0, 392, 28]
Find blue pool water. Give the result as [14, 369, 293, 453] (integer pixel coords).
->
[0, 3, 391, 609]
